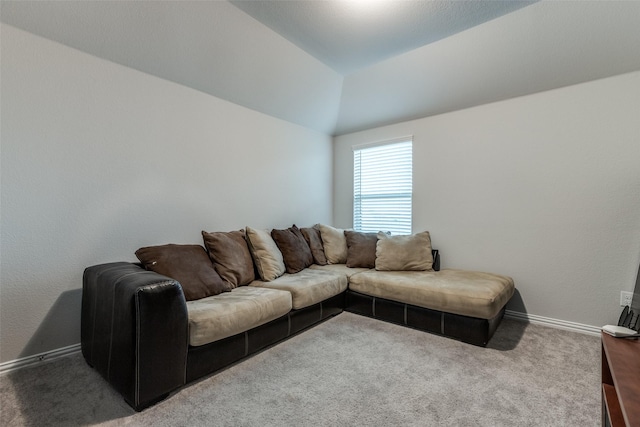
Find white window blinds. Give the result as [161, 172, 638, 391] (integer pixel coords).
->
[353, 138, 412, 235]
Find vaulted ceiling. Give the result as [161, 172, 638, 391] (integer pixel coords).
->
[230, 1, 536, 75]
[2, 1, 640, 136]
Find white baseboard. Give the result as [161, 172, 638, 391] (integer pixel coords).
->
[505, 310, 601, 336]
[0, 343, 81, 375]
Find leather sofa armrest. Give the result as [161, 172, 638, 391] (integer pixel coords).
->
[81, 262, 188, 410]
[432, 249, 440, 271]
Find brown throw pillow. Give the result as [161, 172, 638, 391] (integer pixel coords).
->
[344, 231, 378, 268]
[271, 225, 313, 274]
[300, 226, 327, 266]
[202, 230, 255, 287]
[135, 244, 232, 301]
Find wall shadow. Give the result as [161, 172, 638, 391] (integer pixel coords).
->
[3, 290, 134, 426]
[19, 289, 82, 358]
[505, 287, 527, 314]
[487, 289, 528, 351]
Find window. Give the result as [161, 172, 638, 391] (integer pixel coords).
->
[353, 137, 412, 235]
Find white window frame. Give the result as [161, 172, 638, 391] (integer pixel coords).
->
[353, 136, 413, 235]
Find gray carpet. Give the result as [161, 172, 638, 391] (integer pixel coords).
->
[1, 313, 600, 426]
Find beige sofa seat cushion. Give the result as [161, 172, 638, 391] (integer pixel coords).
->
[187, 286, 292, 347]
[309, 263, 371, 278]
[251, 269, 347, 310]
[348, 269, 514, 319]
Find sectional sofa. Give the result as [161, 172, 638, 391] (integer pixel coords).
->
[81, 224, 514, 411]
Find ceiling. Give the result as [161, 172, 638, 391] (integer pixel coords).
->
[230, 0, 535, 75]
[2, 1, 640, 136]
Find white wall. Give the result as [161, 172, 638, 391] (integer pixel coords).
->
[0, 25, 333, 363]
[1, 1, 344, 135]
[334, 72, 640, 328]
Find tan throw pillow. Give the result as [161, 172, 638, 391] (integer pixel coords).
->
[135, 244, 232, 301]
[344, 231, 378, 268]
[202, 229, 255, 287]
[318, 224, 348, 264]
[271, 225, 314, 274]
[300, 226, 327, 266]
[245, 227, 286, 281]
[375, 231, 433, 271]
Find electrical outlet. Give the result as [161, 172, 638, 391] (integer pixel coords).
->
[620, 291, 633, 307]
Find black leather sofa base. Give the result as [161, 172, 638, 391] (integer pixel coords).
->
[344, 290, 505, 347]
[82, 263, 190, 411]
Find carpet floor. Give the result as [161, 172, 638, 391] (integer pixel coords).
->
[0, 312, 601, 426]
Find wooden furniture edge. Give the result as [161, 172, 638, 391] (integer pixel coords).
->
[601, 332, 640, 427]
